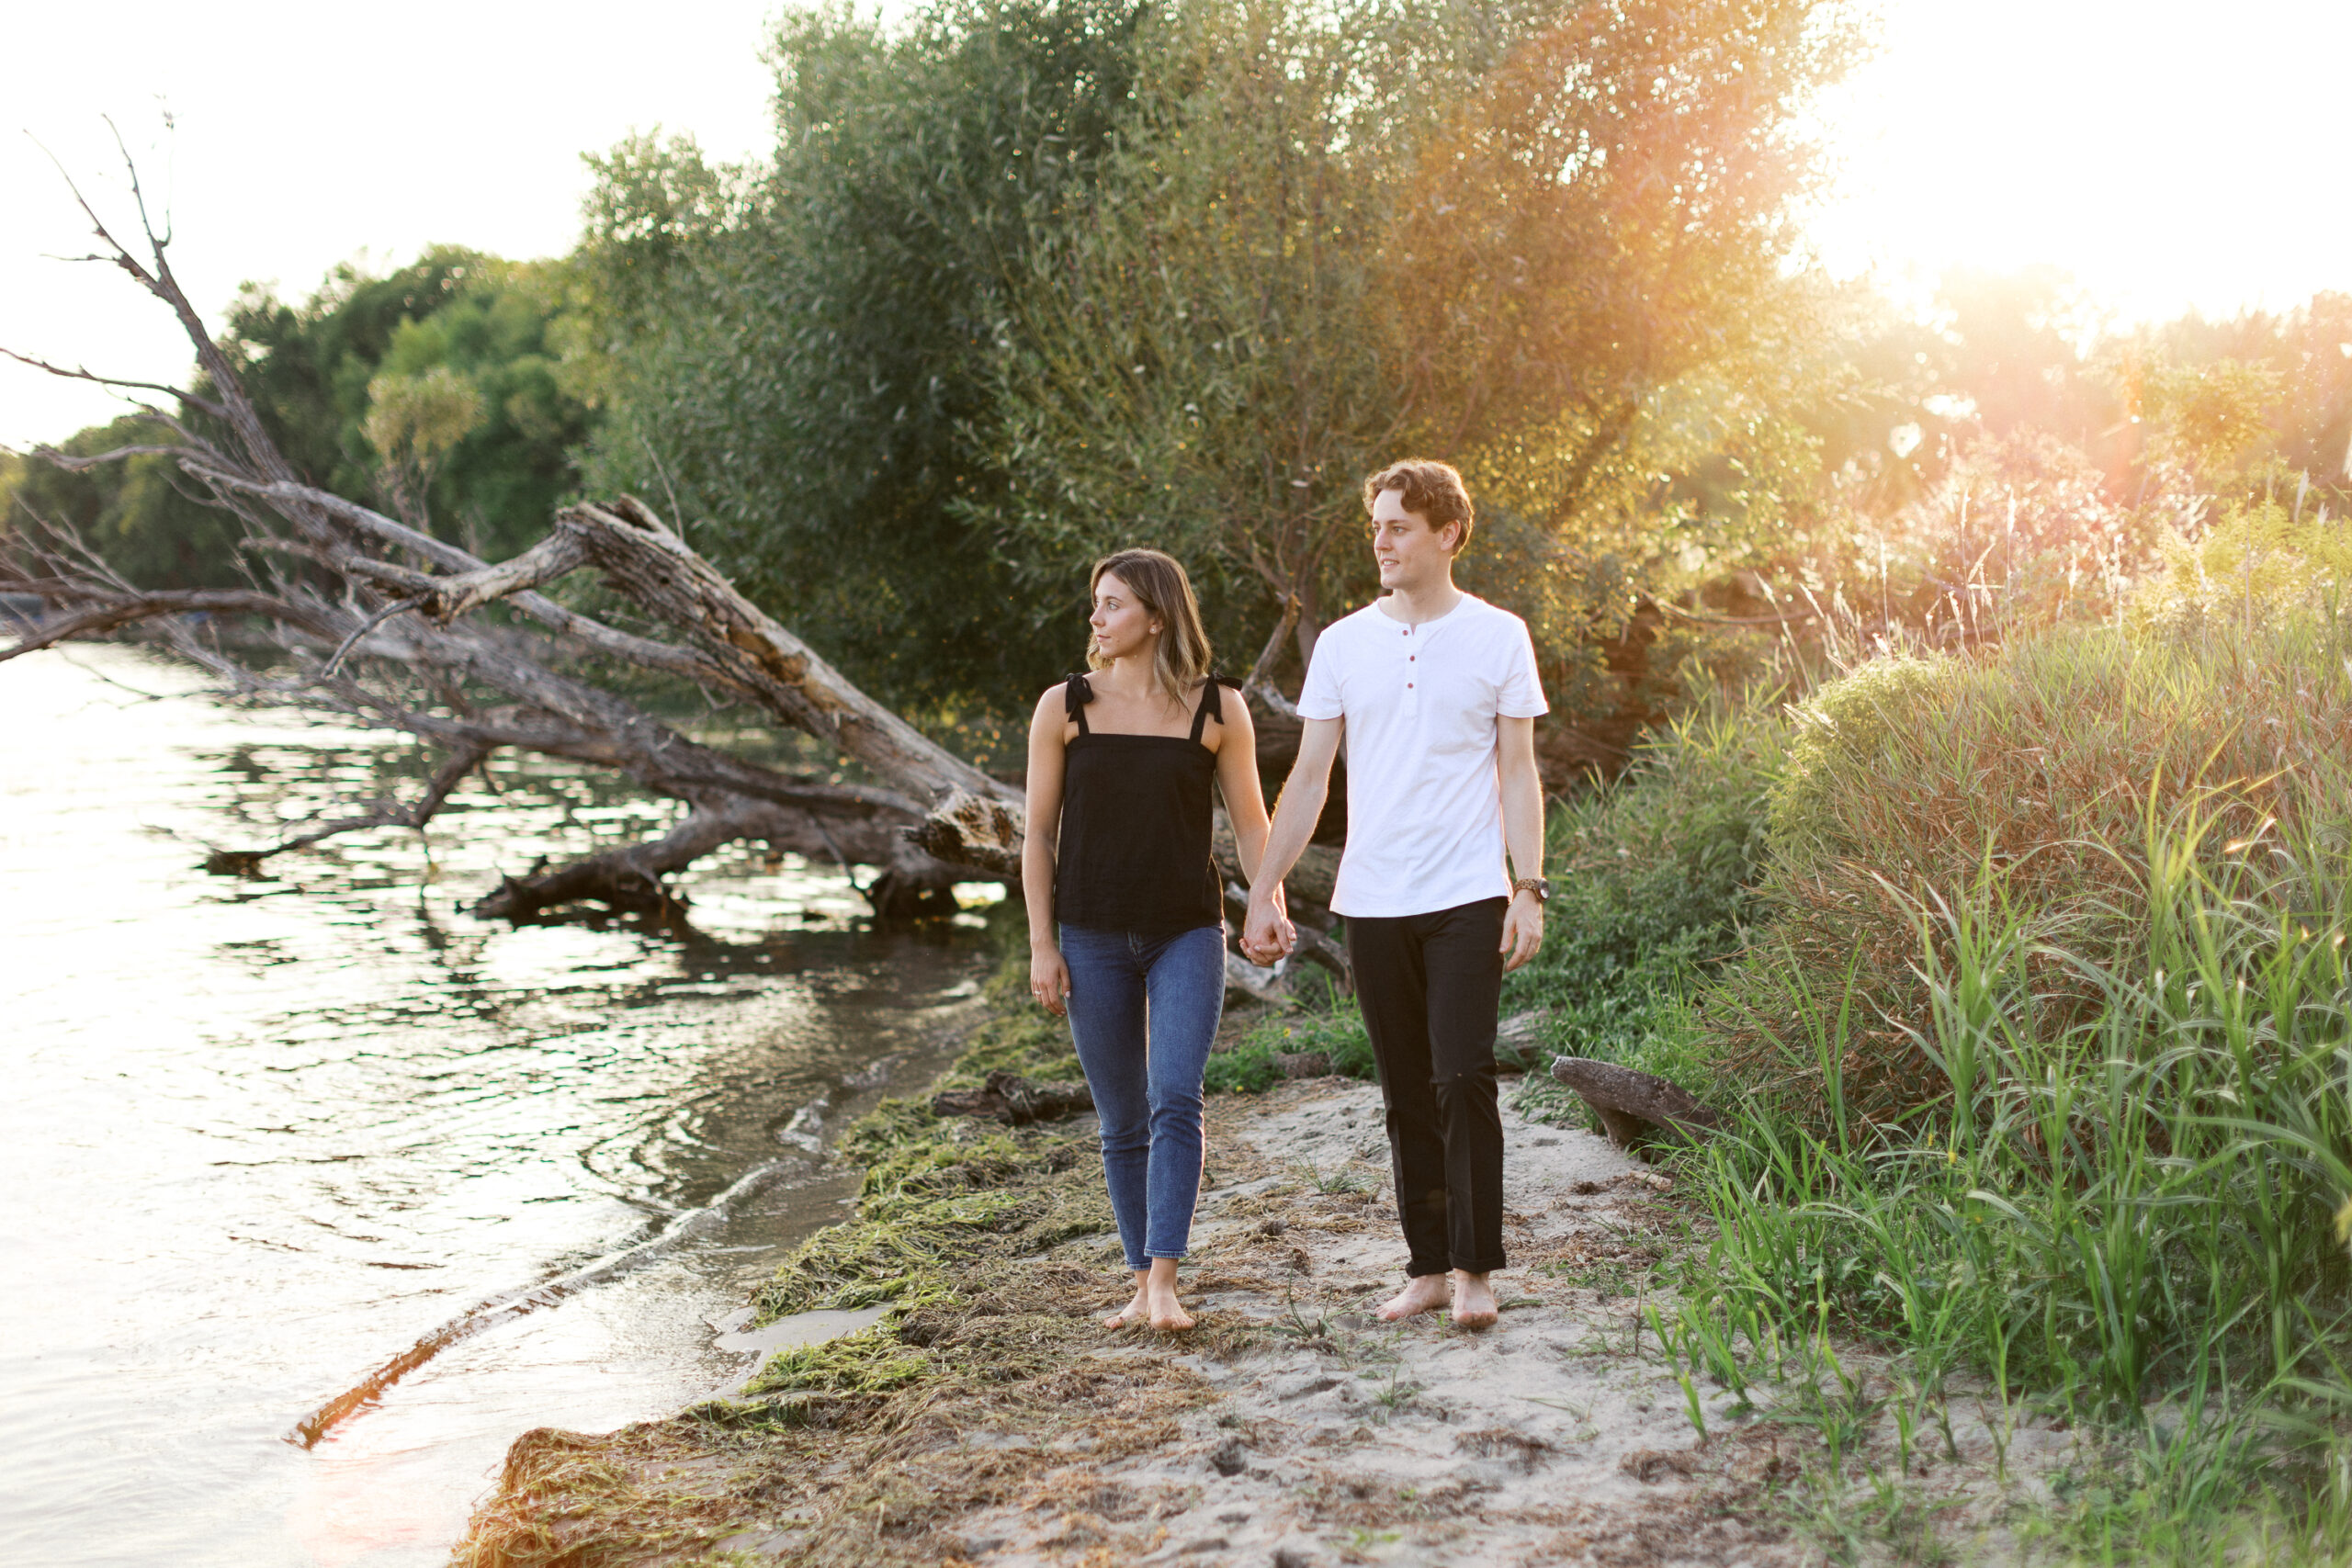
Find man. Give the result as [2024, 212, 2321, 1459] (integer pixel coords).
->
[1242, 458, 1548, 1330]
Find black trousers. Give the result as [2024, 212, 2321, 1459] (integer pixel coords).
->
[1345, 897, 1508, 1277]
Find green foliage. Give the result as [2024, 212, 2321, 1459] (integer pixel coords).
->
[6, 416, 247, 587]
[14, 249, 591, 585]
[987, 0, 1863, 671]
[577, 0, 1147, 708]
[227, 249, 593, 558]
[1507, 701, 1781, 1065]
[2131, 498, 2352, 635]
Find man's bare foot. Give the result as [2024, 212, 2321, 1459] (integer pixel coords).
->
[1143, 1258, 1194, 1331]
[1104, 1273, 1148, 1329]
[1449, 1270, 1498, 1329]
[1374, 1273, 1453, 1322]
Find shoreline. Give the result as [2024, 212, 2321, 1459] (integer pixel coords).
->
[451, 973, 2074, 1567]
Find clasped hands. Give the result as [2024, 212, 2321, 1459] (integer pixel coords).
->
[1239, 886, 1294, 966]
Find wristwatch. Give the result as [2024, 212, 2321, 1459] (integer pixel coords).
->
[1511, 876, 1550, 902]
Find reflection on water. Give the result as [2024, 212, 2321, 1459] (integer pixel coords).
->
[0, 647, 994, 1567]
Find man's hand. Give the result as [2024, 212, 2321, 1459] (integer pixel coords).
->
[1499, 889, 1544, 973]
[1241, 888, 1295, 966]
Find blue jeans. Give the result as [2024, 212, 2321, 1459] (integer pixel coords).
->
[1058, 922, 1226, 1269]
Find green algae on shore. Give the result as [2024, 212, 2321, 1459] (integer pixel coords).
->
[452, 960, 1241, 1567]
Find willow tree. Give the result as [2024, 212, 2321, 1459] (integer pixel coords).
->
[984, 0, 1862, 704]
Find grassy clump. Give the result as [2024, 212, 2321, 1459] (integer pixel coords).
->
[1669, 607, 2352, 1561]
[1731, 611, 2352, 1123]
[1207, 970, 1376, 1093]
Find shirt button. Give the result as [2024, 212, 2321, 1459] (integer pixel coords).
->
[1407, 682, 1414, 689]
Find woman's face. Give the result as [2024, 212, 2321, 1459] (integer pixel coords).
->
[1089, 572, 1161, 662]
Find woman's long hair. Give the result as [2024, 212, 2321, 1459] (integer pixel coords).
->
[1088, 548, 1214, 709]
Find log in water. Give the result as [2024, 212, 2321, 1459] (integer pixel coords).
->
[0, 646, 994, 1567]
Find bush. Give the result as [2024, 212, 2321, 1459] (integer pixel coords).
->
[1724, 610, 2352, 1122]
[1508, 697, 1781, 1080]
[1678, 809, 2352, 1552]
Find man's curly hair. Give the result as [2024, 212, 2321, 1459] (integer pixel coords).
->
[1362, 458, 1474, 553]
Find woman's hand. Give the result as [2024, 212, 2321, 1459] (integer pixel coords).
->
[1030, 942, 1071, 1017]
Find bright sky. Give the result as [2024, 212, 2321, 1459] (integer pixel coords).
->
[0, 3, 780, 450]
[4, 0, 2347, 451]
[1806, 0, 2352, 323]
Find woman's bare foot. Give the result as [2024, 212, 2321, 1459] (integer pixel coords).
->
[1143, 1258, 1194, 1331]
[1449, 1270, 1498, 1329]
[1374, 1273, 1453, 1322]
[1103, 1271, 1149, 1329]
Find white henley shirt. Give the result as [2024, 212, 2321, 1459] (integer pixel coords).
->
[1295, 591, 1548, 919]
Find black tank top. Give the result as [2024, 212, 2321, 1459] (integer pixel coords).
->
[1053, 673, 1235, 934]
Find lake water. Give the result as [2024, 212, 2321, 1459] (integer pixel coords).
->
[0, 645, 994, 1567]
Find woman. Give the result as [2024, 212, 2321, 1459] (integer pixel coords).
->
[1023, 547, 1280, 1332]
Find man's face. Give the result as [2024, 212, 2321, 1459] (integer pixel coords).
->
[1369, 488, 1458, 592]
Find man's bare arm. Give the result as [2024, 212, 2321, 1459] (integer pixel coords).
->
[1242, 716, 1342, 961]
[1497, 715, 1545, 972]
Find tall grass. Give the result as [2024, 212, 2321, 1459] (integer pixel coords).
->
[1699, 822, 2352, 1405]
[1676, 606, 2352, 1557]
[1724, 611, 2352, 1123]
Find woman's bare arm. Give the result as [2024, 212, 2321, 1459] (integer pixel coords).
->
[1022, 686, 1072, 1013]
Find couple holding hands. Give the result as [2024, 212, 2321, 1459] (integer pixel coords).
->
[1022, 458, 1552, 1334]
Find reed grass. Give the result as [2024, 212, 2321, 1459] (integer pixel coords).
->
[1671, 604, 2352, 1560]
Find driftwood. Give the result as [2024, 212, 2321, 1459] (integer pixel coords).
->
[1547, 1055, 1724, 1155]
[931, 1070, 1094, 1124]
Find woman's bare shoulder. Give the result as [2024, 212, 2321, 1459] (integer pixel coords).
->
[1038, 676, 1090, 720]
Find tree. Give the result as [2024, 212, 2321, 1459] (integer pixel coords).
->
[2, 158, 1015, 918]
[7, 248, 594, 588]
[223, 250, 594, 559]
[982, 0, 1863, 704]
[576, 0, 1150, 711]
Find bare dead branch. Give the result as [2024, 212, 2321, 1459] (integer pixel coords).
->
[319, 595, 423, 680]
[472, 795, 963, 920]
[414, 528, 589, 621]
[0, 345, 228, 419]
[31, 441, 199, 470]
[0, 587, 334, 661]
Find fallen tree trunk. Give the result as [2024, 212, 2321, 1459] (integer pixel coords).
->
[0, 155, 1000, 917]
